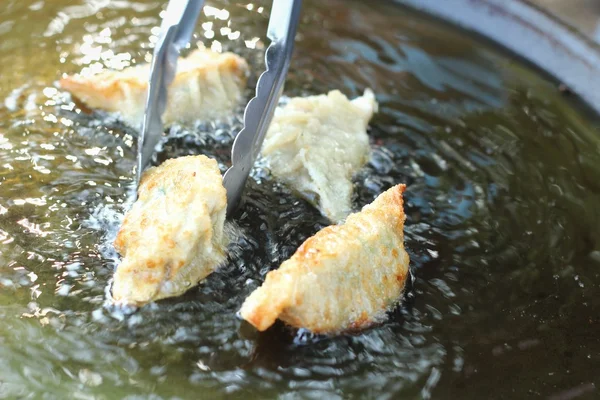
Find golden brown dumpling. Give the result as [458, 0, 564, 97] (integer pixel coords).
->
[60, 48, 248, 127]
[112, 155, 228, 306]
[240, 184, 409, 334]
[261, 89, 378, 222]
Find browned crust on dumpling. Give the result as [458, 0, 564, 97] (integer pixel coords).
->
[59, 49, 248, 124]
[112, 155, 228, 307]
[60, 70, 134, 113]
[240, 184, 409, 334]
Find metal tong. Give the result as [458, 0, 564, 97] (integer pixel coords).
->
[137, 0, 302, 216]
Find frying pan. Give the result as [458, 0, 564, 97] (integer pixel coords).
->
[1, 0, 599, 398]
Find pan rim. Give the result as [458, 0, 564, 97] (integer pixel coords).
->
[396, 0, 600, 114]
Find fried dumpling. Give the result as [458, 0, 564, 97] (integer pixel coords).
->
[112, 155, 228, 306]
[60, 48, 248, 127]
[240, 184, 409, 334]
[261, 89, 378, 222]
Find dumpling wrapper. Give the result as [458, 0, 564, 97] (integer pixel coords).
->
[112, 155, 228, 306]
[60, 48, 248, 127]
[240, 184, 409, 334]
[261, 89, 378, 222]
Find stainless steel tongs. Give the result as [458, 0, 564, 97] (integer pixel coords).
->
[137, 0, 302, 216]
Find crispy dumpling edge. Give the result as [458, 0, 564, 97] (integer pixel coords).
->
[111, 155, 229, 307]
[240, 183, 409, 333]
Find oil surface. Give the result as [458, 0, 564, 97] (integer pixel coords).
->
[1, 0, 600, 399]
